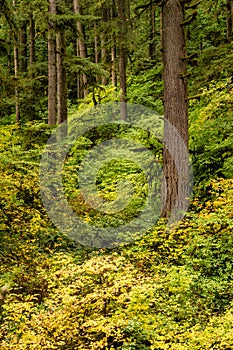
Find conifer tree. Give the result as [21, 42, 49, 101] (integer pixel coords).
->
[48, 0, 57, 125]
[161, 0, 189, 218]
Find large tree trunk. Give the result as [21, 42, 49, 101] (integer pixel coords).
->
[226, 0, 233, 43]
[161, 0, 189, 219]
[48, 0, 57, 125]
[56, 30, 67, 125]
[73, 0, 88, 98]
[118, 0, 127, 119]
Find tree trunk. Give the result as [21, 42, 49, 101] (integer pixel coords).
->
[226, 0, 233, 43]
[73, 0, 88, 98]
[94, 20, 99, 64]
[56, 30, 67, 125]
[29, 10, 35, 79]
[161, 0, 189, 219]
[111, 34, 117, 87]
[28, 7, 36, 120]
[48, 0, 57, 125]
[19, 22, 27, 72]
[160, 8, 163, 52]
[101, 6, 108, 85]
[111, 0, 117, 87]
[118, 0, 127, 119]
[14, 45, 20, 123]
[13, 0, 20, 123]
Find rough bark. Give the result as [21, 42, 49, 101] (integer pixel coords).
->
[56, 30, 67, 125]
[161, 0, 189, 219]
[48, 0, 57, 125]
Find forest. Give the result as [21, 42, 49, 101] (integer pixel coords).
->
[0, 0, 233, 349]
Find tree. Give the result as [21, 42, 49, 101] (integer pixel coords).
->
[73, 0, 88, 98]
[118, 0, 128, 119]
[29, 3, 35, 80]
[13, 0, 20, 124]
[0, 0, 15, 29]
[161, 0, 189, 219]
[56, 29, 67, 124]
[111, 0, 117, 87]
[48, 0, 57, 125]
[100, 4, 109, 85]
[19, 20, 27, 72]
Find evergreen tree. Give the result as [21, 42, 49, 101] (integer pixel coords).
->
[48, 0, 57, 125]
[161, 0, 189, 218]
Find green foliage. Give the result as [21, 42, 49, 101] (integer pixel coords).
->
[0, 117, 233, 349]
[76, 85, 120, 108]
[0, 123, 76, 266]
[189, 80, 233, 184]
[0, 0, 233, 348]
[127, 64, 163, 113]
[61, 115, 162, 229]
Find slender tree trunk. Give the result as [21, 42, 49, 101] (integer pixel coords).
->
[56, 30, 67, 124]
[111, 0, 117, 87]
[101, 6, 108, 85]
[13, 0, 20, 123]
[73, 0, 88, 98]
[161, 0, 189, 219]
[19, 22, 27, 72]
[48, 0, 57, 125]
[118, 0, 127, 119]
[226, 0, 233, 43]
[14, 45, 20, 123]
[160, 8, 163, 52]
[28, 7, 36, 120]
[29, 11, 35, 79]
[111, 34, 117, 87]
[94, 21, 99, 64]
